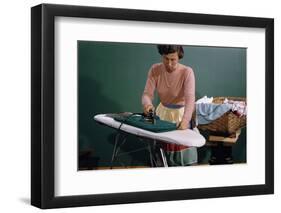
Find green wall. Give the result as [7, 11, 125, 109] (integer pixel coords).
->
[78, 41, 246, 168]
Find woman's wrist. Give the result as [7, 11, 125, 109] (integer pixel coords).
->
[178, 120, 189, 130]
[143, 104, 154, 114]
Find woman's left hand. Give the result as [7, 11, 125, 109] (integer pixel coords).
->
[177, 120, 189, 130]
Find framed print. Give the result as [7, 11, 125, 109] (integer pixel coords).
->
[31, 3, 274, 209]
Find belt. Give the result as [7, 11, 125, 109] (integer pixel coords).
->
[163, 103, 184, 109]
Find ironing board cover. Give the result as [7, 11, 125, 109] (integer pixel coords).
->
[113, 114, 177, 133]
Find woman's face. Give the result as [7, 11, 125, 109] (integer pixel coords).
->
[162, 52, 179, 72]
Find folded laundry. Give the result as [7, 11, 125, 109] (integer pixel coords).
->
[195, 103, 232, 125]
[196, 95, 213, 104]
[195, 96, 247, 126]
[223, 98, 247, 117]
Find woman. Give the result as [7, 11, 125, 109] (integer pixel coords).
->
[142, 45, 197, 166]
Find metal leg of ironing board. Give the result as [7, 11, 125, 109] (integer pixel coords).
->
[147, 142, 155, 167]
[160, 148, 168, 167]
[115, 134, 127, 157]
[110, 132, 120, 169]
[111, 132, 129, 168]
[111, 133, 168, 168]
[155, 140, 168, 167]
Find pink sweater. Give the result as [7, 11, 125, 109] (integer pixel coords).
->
[142, 63, 195, 123]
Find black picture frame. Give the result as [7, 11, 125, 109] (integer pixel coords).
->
[31, 3, 274, 209]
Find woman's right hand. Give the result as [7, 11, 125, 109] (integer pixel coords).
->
[143, 104, 155, 115]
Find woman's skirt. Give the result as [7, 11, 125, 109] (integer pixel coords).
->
[155, 102, 198, 166]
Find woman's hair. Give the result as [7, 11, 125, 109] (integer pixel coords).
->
[157, 45, 184, 59]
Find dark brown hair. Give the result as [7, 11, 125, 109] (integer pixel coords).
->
[157, 45, 184, 59]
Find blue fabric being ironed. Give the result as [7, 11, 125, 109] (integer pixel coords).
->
[196, 103, 232, 125]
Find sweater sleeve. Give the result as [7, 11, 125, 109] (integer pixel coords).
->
[142, 66, 156, 106]
[182, 68, 195, 123]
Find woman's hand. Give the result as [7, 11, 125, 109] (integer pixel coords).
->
[143, 104, 155, 115]
[177, 120, 189, 130]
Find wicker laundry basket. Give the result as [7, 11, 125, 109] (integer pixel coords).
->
[194, 97, 247, 136]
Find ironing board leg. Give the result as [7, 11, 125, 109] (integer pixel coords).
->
[147, 143, 154, 167]
[159, 148, 168, 167]
[157, 141, 168, 167]
[111, 134, 169, 168]
[110, 132, 120, 169]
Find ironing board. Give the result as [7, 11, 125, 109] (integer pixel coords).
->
[94, 114, 206, 167]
